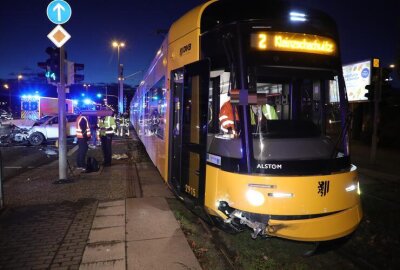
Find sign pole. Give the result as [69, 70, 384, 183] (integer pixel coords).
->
[46, 0, 72, 182]
[370, 67, 382, 164]
[58, 46, 68, 181]
[0, 150, 4, 209]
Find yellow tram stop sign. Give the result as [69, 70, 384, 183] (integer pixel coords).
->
[372, 58, 380, 68]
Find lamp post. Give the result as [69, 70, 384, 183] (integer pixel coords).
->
[112, 41, 125, 114]
[17, 75, 23, 116]
[3, 84, 10, 113]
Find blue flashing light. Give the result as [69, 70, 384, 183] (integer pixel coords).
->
[21, 95, 27, 99]
[33, 94, 40, 99]
[81, 93, 85, 97]
[83, 99, 92, 105]
[96, 93, 102, 98]
[72, 100, 79, 105]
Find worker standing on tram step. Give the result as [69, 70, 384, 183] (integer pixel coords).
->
[98, 112, 116, 166]
[76, 112, 91, 170]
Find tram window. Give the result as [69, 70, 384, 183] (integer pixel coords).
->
[207, 71, 243, 159]
[326, 77, 343, 151]
[252, 75, 348, 161]
[143, 77, 166, 139]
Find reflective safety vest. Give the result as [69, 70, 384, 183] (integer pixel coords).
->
[76, 115, 91, 139]
[250, 104, 278, 125]
[219, 101, 239, 134]
[98, 116, 116, 136]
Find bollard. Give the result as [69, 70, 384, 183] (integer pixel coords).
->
[0, 149, 4, 209]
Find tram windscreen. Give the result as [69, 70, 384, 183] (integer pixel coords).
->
[249, 70, 346, 161]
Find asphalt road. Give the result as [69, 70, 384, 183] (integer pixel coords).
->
[1, 145, 58, 181]
[1, 141, 76, 181]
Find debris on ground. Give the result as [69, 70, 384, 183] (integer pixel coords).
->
[112, 153, 128, 160]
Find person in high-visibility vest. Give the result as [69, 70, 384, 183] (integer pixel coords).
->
[98, 113, 116, 166]
[219, 100, 239, 136]
[76, 113, 91, 170]
[250, 104, 278, 124]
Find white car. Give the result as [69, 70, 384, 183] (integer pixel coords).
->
[28, 114, 78, 146]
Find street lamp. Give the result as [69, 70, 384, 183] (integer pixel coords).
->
[112, 41, 125, 114]
[3, 83, 11, 113]
[83, 83, 91, 92]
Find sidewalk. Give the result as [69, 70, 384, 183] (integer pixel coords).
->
[79, 139, 201, 269]
[351, 140, 400, 182]
[0, 136, 201, 270]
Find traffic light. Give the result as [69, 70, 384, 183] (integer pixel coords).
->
[74, 63, 85, 83]
[66, 61, 84, 85]
[46, 47, 61, 82]
[37, 61, 49, 79]
[38, 47, 67, 83]
[365, 83, 375, 101]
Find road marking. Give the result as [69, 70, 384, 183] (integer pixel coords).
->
[4, 166, 22, 169]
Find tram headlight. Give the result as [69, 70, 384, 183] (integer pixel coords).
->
[345, 182, 361, 194]
[246, 190, 265, 206]
[345, 184, 356, 192]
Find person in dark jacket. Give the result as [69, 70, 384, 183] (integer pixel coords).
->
[76, 113, 91, 170]
[98, 113, 116, 166]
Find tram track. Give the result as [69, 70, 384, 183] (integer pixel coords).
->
[126, 138, 143, 198]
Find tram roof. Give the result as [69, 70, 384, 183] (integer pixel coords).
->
[168, 0, 338, 43]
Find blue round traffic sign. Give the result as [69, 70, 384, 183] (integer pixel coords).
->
[361, 68, 370, 78]
[47, 0, 72, 25]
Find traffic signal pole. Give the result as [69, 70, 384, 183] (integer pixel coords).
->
[370, 67, 382, 164]
[58, 46, 68, 181]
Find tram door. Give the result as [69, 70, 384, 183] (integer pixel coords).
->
[170, 60, 210, 203]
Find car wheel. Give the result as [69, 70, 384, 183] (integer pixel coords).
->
[29, 132, 45, 146]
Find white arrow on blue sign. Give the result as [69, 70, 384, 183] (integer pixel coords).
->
[47, 0, 72, 25]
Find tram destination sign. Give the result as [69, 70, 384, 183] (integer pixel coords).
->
[251, 32, 336, 56]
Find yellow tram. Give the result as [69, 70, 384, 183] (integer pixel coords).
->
[130, 0, 362, 241]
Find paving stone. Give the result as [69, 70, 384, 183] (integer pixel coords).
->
[91, 215, 125, 229]
[127, 235, 201, 270]
[81, 242, 125, 264]
[98, 200, 125, 208]
[79, 259, 125, 270]
[88, 226, 125, 243]
[125, 197, 181, 241]
[96, 205, 125, 216]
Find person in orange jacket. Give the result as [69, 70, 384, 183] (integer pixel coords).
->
[219, 100, 239, 135]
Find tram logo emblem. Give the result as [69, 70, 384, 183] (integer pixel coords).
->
[317, 181, 330, 196]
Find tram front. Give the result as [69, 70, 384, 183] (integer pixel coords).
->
[201, 1, 362, 241]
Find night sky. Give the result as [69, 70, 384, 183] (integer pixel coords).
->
[1, 0, 399, 84]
